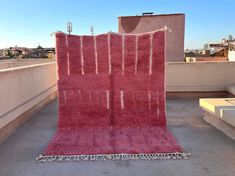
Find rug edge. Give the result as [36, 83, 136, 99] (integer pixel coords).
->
[36, 152, 191, 162]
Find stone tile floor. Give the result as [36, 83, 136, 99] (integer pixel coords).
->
[0, 99, 235, 176]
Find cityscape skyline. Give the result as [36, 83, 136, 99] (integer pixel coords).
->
[0, 0, 234, 49]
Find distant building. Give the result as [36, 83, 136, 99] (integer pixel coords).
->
[118, 13, 185, 62]
[29, 45, 48, 58]
[3, 46, 29, 58]
[1, 45, 55, 59]
[185, 49, 210, 58]
[185, 36, 235, 62]
[209, 38, 235, 60]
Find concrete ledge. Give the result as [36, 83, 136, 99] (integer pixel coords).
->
[0, 91, 57, 143]
[167, 91, 234, 99]
[200, 98, 235, 140]
[199, 98, 235, 115]
[0, 59, 55, 70]
[204, 111, 235, 140]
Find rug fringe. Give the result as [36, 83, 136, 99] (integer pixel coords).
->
[36, 152, 191, 162]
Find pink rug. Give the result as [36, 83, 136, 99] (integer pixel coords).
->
[37, 30, 189, 161]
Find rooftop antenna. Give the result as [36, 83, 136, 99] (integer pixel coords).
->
[67, 22, 72, 35]
[90, 26, 94, 35]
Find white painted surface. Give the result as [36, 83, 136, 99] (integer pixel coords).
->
[0, 62, 57, 129]
[166, 62, 235, 92]
[200, 98, 235, 128]
[228, 50, 235, 61]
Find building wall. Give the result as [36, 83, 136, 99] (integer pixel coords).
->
[118, 14, 185, 62]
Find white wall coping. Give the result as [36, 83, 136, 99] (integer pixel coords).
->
[167, 61, 235, 65]
[0, 62, 56, 72]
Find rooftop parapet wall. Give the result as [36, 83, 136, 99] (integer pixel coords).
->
[0, 62, 57, 142]
[1, 61, 234, 120]
[166, 61, 235, 92]
[0, 61, 234, 117]
[118, 14, 185, 62]
[0, 61, 235, 142]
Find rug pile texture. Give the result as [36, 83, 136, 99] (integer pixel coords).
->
[37, 30, 189, 161]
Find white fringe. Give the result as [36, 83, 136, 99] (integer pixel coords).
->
[36, 152, 191, 162]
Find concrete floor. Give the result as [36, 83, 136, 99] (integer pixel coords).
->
[0, 99, 235, 176]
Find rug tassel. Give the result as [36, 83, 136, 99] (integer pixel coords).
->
[36, 152, 191, 162]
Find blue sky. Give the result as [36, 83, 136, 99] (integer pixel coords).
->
[0, 0, 234, 49]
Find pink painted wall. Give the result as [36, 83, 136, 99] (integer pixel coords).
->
[118, 14, 185, 62]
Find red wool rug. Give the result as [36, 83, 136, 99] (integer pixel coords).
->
[37, 30, 189, 161]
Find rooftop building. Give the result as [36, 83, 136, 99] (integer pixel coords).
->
[118, 13, 185, 62]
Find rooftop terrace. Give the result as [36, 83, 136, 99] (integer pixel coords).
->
[0, 98, 235, 176]
[0, 59, 235, 175]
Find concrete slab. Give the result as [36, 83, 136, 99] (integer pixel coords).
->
[222, 109, 235, 127]
[0, 99, 235, 176]
[204, 111, 235, 140]
[200, 98, 235, 128]
[199, 98, 235, 116]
